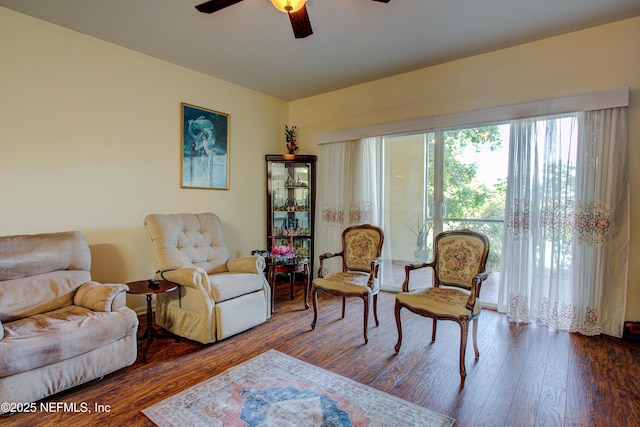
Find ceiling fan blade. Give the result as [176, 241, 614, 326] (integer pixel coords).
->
[289, 4, 313, 39]
[371, 0, 390, 3]
[195, 0, 244, 14]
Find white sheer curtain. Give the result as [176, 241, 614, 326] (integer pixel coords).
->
[498, 107, 629, 337]
[315, 138, 380, 277]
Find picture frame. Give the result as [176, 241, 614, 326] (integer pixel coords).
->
[181, 102, 230, 190]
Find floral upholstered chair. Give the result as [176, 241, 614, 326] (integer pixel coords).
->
[394, 229, 489, 386]
[311, 224, 384, 344]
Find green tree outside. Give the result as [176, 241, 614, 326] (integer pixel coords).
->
[429, 126, 506, 270]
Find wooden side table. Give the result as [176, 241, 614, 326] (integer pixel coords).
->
[267, 259, 310, 314]
[126, 279, 179, 363]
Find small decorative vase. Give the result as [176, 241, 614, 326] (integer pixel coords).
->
[283, 153, 296, 160]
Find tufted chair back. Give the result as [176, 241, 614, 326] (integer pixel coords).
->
[144, 212, 230, 275]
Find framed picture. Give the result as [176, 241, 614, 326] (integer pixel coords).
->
[181, 103, 230, 190]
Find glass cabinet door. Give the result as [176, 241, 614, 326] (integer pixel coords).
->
[266, 155, 316, 270]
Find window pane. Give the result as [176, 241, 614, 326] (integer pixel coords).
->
[383, 133, 434, 264]
[442, 125, 508, 271]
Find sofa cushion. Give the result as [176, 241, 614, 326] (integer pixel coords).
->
[208, 273, 265, 303]
[0, 305, 138, 377]
[0, 270, 91, 323]
[0, 231, 93, 322]
[0, 231, 90, 281]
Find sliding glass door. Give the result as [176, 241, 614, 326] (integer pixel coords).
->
[381, 125, 509, 296]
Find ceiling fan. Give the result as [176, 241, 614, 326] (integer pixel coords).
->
[195, 0, 390, 39]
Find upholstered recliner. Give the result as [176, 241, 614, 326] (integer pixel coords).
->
[144, 213, 271, 344]
[0, 231, 138, 405]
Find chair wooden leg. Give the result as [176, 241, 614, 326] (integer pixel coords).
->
[311, 286, 319, 330]
[394, 300, 403, 353]
[341, 297, 346, 319]
[362, 295, 369, 344]
[373, 294, 379, 327]
[289, 272, 295, 300]
[431, 319, 438, 342]
[459, 318, 469, 387]
[472, 318, 480, 358]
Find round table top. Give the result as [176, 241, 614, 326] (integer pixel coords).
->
[126, 279, 178, 295]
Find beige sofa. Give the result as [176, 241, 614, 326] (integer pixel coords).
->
[144, 212, 271, 344]
[0, 231, 138, 406]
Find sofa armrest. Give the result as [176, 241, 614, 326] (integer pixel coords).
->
[155, 267, 214, 316]
[156, 267, 209, 290]
[74, 281, 129, 312]
[111, 291, 127, 310]
[227, 255, 264, 274]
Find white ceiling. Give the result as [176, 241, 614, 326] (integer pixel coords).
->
[2, 0, 639, 101]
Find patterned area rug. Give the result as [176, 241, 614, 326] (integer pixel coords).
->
[142, 349, 455, 427]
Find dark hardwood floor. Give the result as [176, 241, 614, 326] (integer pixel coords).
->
[3, 280, 640, 426]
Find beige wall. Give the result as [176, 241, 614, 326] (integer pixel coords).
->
[2, 7, 639, 320]
[0, 8, 288, 311]
[289, 17, 640, 320]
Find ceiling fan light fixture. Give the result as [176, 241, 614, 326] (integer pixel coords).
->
[271, 0, 307, 13]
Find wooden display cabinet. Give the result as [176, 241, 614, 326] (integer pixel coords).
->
[266, 154, 317, 273]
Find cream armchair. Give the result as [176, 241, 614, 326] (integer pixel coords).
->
[144, 213, 271, 344]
